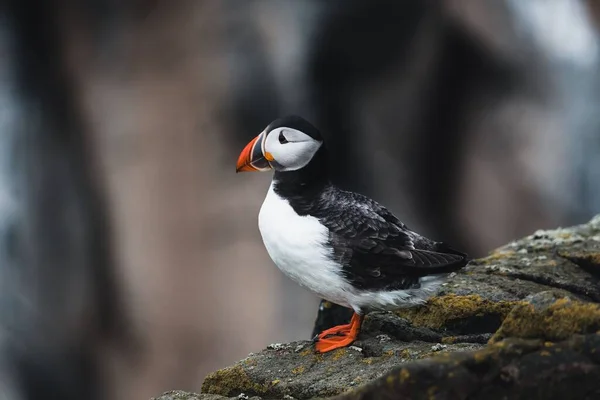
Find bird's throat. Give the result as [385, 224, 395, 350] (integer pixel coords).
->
[272, 147, 330, 213]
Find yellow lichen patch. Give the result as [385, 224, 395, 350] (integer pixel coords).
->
[361, 358, 374, 365]
[485, 250, 516, 263]
[383, 350, 395, 357]
[331, 349, 347, 361]
[490, 298, 600, 344]
[396, 349, 413, 359]
[580, 252, 600, 264]
[399, 368, 411, 384]
[558, 250, 600, 267]
[553, 298, 570, 307]
[386, 375, 396, 385]
[395, 294, 522, 329]
[441, 336, 457, 344]
[299, 349, 312, 357]
[417, 352, 437, 360]
[201, 365, 269, 397]
[470, 342, 514, 364]
[291, 366, 305, 375]
[271, 379, 280, 385]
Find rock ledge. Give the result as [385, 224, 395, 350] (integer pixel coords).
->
[154, 215, 600, 400]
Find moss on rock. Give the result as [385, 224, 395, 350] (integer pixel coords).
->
[490, 297, 600, 343]
[201, 365, 270, 397]
[394, 294, 522, 330]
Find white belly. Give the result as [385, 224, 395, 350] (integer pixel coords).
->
[258, 184, 353, 308]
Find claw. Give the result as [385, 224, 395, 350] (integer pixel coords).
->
[315, 335, 355, 352]
[317, 323, 352, 339]
[314, 313, 364, 353]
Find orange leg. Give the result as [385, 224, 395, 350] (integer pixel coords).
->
[315, 313, 363, 353]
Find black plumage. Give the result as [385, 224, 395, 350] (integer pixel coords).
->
[270, 116, 468, 293]
[275, 177, 467, 291]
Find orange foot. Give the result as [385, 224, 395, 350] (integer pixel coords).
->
[315, 313, 364, 353]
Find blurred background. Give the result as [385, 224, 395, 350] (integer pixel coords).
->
[0, 0, 599, 399]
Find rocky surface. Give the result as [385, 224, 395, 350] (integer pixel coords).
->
[154, 215, 600, 399]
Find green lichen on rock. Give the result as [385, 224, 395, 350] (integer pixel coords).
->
[201, 365, 270, 397]
[394, 294, 521, 329]
[490, 297, 600, 343]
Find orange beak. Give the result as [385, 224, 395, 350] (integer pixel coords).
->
[236, 131, 273, 173]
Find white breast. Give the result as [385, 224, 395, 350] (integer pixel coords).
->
[258, 183, 353, 308]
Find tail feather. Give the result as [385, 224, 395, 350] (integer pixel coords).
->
[406, 242, 469, 276]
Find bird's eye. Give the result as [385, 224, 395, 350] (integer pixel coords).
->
[278, 131, 289, 144]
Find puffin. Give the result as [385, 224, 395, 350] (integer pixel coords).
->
[236, 116, 468, 353]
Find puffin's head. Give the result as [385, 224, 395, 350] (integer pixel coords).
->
[236, 115, 323, 173]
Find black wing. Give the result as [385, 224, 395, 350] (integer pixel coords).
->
[319, 190, 468, 291]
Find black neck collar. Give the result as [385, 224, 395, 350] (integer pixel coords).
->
[272, 146, 330, 211]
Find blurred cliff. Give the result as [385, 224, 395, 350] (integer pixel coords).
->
[0, 0, 598, 399]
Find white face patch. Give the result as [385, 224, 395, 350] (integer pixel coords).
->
[263, 127, 322, 171]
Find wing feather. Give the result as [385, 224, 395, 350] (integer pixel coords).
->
[318, 189, 468, 291]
